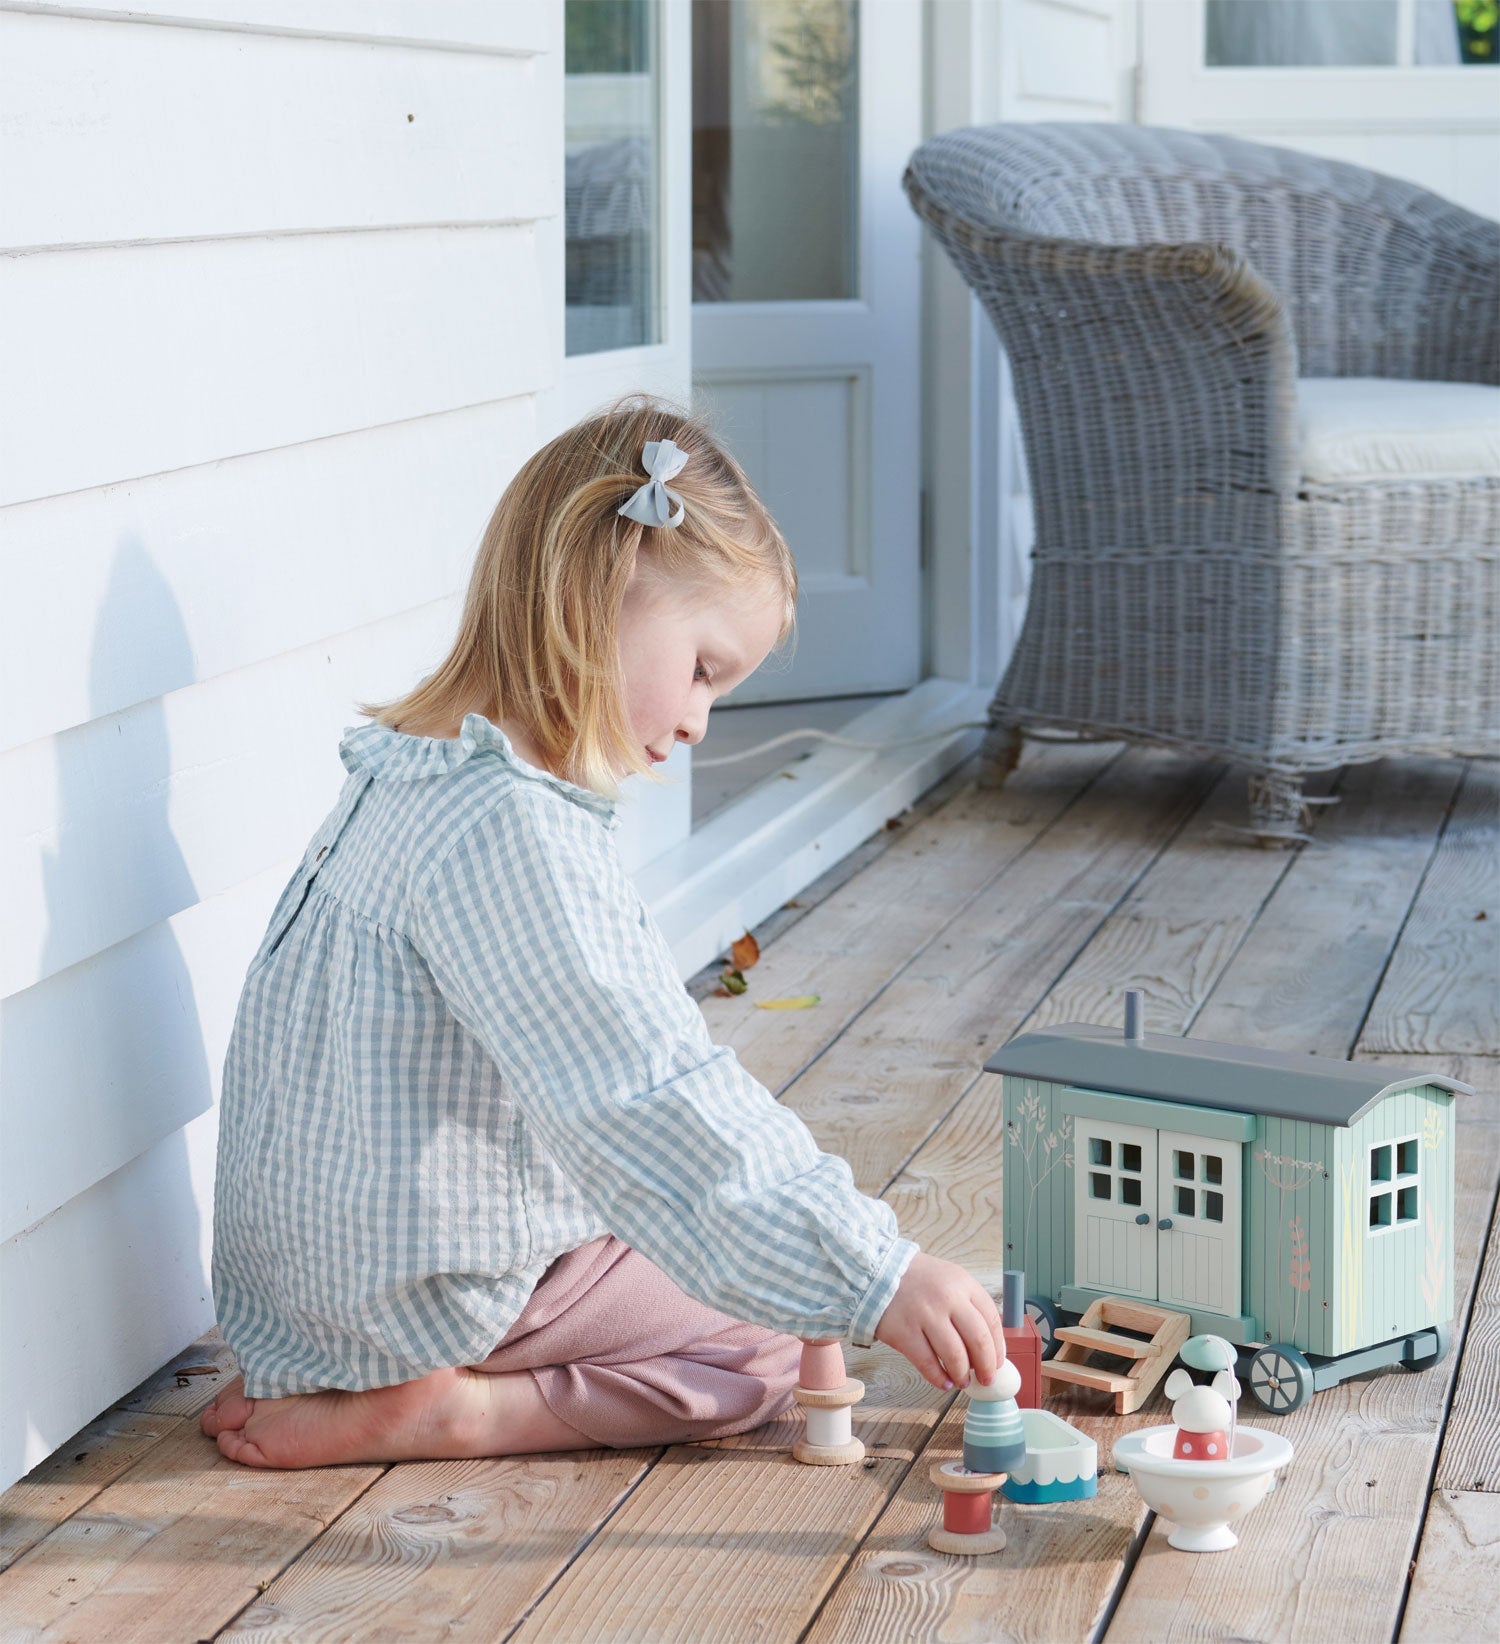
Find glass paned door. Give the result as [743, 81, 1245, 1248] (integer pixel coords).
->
[565, 0, 662, 356]
[688, 0, 923, 702]
[692, 0, 858, 302]
[1156, 1130, 1243, 1317]
[1073, 1119, 1159, 1301]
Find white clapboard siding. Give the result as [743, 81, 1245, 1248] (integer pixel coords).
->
[0, 862, 284, 1245]
[0, 1105, 221, 1487]
[1, 11, 552, 251]
[0, 226, 549, 508]
[0, 0, 549, 54]
[0, 397, 533, 752]
[0, 746, 687, 1248]
[2, 596, 461, 1000]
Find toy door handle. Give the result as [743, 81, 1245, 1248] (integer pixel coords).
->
[1157, 1217, 1174, 1230]
[1135, 1213, 1151, 1225]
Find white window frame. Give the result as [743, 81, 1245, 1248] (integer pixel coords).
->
[1367, 1134, 1421, 1235]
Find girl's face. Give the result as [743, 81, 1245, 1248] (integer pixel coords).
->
[616, 565, 786, 772]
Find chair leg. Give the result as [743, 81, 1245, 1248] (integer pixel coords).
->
[975, 722, 1024, 790]
[1246, 772, 1311, 847]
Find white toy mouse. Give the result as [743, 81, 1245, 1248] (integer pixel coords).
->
[1164, 1366, 1240, 1462]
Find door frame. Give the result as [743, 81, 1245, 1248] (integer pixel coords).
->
[558, 0, 1004, 976]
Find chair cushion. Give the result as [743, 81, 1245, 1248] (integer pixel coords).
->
[1297, 378, 1500, 484]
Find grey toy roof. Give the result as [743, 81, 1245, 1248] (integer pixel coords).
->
[985, 1024, 1472, 1128]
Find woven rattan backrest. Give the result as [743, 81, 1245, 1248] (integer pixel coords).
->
[905, 124, 1498, 382]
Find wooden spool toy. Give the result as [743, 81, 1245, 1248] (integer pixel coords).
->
[927, 1459, 1008, 1555]
[791, 1340, 865, 1465]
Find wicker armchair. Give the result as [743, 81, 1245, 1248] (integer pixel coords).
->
[903, 124, 1499, 841]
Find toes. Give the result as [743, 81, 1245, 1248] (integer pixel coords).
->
[217, 1427, 271, 1469]
[201, 1378, 251, 1439]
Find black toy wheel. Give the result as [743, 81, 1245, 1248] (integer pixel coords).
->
[1025, 1296, 1059, 1359]
[1248, 1343, 1314, 1414]
[1402, 1321, 1451, 1372]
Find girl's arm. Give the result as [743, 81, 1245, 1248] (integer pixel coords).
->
[411, 787, 918, 1348]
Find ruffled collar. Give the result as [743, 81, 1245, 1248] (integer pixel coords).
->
[340, 714, 619, 826]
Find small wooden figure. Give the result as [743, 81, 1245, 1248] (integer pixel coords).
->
[791, 1339, 865, 1465]
[961, 1359, 1025, 1475]
[927, 1460, 1008, 1556]
[1001, 1269, 1043, 1408]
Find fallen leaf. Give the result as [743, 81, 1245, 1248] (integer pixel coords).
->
[731, 931, 761, 971]
[753, 995, 820, 1011]
[783, 899, 803, 909]
[719, 969, 748, 995]
[712, 987, 734, 999]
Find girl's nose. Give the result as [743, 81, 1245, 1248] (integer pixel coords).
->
[677, 711, 708, 746]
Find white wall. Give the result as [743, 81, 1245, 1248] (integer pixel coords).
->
[0, 0, 564, 1493]
[924, 0, 1134, 688]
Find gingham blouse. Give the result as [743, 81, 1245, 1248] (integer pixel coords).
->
[212, 715, 917, 1397]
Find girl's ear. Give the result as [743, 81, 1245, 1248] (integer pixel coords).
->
[1164, 1369, 1192, 1400]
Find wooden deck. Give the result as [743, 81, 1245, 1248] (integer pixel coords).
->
[2, 742, 1496, 1643]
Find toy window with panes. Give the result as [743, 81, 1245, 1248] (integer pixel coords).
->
[1087, 1135, 1146, 1208]
[1368, 1136, 1419, 1233]
[1168, 1146, 1226, 1222]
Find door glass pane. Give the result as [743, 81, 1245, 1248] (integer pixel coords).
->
[1091, 1138, 1112, 1167]
[693, 0, 859, 301]
[1174, 1149, 1195, 1180]
[1176, 1185, 1197, 1216]
[1121, 1142, 1142, 1172]
[565, 1, 661, 355]
[1121, 1176, 1142, 1206]
[1205, 0, 1398, 65]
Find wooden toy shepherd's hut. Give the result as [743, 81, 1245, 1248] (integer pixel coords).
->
[988, 992, 1466, 1412]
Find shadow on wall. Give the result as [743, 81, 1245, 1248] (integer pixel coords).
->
[3, 538, 213, 1484]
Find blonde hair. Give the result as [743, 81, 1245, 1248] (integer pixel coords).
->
[365, 394, 797, 797]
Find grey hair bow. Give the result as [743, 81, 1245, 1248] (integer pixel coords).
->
[617, 439, 688, 528]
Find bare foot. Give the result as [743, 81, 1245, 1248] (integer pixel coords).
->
[199, 1368, 591, 1468]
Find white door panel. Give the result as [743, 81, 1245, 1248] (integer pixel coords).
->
[1074, 1118, 1157, 1299]
[1156, 1129, 1242, 1317]
[691, 0, 922, 702]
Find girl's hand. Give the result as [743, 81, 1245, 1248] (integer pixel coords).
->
[873, 1252, 1005, 1391]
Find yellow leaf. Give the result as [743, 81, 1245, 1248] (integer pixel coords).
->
[753, 995, 820, 1011]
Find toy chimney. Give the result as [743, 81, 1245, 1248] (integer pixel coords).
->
[1124, 988, 1145, 1043]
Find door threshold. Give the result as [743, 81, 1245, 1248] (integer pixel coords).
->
[634, 677, 989, 978]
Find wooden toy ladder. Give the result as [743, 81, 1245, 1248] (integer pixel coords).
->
[1040, 1298, 1192, 1415]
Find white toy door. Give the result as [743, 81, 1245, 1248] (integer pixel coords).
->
[1155, 1130, 1243, 1317]
[1074, 1118, 1157, 1300]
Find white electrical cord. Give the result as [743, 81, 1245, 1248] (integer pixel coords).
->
[693, 720, 1105, 769]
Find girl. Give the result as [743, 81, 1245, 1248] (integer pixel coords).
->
[202, 396, 1003, 1469]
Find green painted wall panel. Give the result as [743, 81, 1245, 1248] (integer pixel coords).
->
[1345, 1085, 1454, 1351]
[1249, 1116, 1335, 1356]
[1003, 1076, 1073, 1301]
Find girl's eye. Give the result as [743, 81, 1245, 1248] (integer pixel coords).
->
[695, 661, 711, 683]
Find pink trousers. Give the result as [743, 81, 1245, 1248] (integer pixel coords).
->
[467, 1235, 802, 1448]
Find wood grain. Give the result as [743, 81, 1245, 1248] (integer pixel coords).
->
[0, 1418, 381, 1643]
[697, 739, 1122, 1094]
[218, 1451, 655, 1643]
[1434, 1176, 1500, 1493]
[1361, 761, 1499, 1058]
[1400, 1489, 1500, 1642]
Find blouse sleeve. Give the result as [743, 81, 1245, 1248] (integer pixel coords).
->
[410, 785, 917, 1345]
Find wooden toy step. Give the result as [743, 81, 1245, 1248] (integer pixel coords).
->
[1051, 1325, 1158, 1359]
[1038, 1297, 1191, 1415]
[1039, 1360, 1135, 1395]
